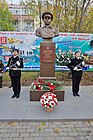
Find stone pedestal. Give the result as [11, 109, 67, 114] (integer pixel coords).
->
[30, 90, 65, 101]
[40, 40, 56, 79]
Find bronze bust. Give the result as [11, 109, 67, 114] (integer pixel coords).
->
[36, 11, 59, 39]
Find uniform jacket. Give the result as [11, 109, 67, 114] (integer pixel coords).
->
[0, 61, 4, 73]
[7, 56, 23, 77]
[36, 25, 59, 39]
[67, 57, 84, 72]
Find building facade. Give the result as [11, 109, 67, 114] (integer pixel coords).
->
[8, 4, 34, 32]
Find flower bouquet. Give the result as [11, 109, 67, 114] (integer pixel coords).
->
[40, 92, 58, 112]
[30, 79, 64, 92]
[30, 78, 65, 101]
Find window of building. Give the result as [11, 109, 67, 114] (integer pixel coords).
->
[14, 21, 19, 26]
[16, 9, 19, 14]
[29, 10, 32, 14]
[27, 22, 31, 26]
[24, 9, 27, 15]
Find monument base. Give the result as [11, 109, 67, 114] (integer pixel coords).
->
[38, 76, 56, 80]
[30, 90, 65, 101]
[40, 41, 55, 77]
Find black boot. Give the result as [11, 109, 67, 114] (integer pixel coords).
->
[76, 93, 80, 97]
[16, 95, 20, 98]
[12, 94, 16, 98]
[73, 93, 76, 97]
[9, 85, 12, 88]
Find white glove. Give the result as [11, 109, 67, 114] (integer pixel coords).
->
[6, 67, 9, 70]
[16, 61, 20, 66]
[82, 61, 85, 66]
[74, 66, 77, 70]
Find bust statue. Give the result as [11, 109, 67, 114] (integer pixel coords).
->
[36, 11, 59, 39]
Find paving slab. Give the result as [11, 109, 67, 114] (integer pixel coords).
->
[0, 86, 93, 120]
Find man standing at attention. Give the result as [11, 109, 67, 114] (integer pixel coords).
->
[0, 59, 4, 88]
[67, 50, 85, 97]
[6, 49, 23, 98]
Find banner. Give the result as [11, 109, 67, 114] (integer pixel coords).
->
[0, 31, 93, 71]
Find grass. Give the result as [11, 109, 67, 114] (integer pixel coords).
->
[3, 71, 68, 81]
[3, 71, 40, 81]
[3, 71, 93, 86]
[21, 71, 39, 80]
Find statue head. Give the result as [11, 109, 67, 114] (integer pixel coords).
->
[36, 11, 59, 39]
[42, 11, 53, 25]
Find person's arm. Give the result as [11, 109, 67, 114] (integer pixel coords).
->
[6, 58, 11, 70]
[1, 63, 4, 71]
[16, 58, 24, 68]
[0, 64, 3, 72]
[67, 59, 74, 71]
[20, 58, 24, 68]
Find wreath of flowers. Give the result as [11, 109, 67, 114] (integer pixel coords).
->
[40, 92, 58, 108]
[30, 79, 64, 108]
[30, 79, 64, 92]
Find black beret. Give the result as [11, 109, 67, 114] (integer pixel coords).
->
[14, 49, 19, 53]
[42, 11, 53, 20]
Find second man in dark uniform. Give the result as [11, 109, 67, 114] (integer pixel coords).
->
[67, 50, 85, 97]
[6, 49, 23, 98]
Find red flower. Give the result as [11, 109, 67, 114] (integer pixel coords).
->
[49, 85, 56, 93]
[40, 92, 58, 108]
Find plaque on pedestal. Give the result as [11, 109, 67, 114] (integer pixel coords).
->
[40, 40, 56, 79]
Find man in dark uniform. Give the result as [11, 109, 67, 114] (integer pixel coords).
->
[6, 49, 23, 98]
[67, 50, 85, 97]
[0, 59, 4, 88]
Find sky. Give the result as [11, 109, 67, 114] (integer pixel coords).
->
[6, 0, 20, 4]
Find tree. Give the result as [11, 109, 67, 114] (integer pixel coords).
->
[76, 0, 93, 32]
[0, 0, 15, 31]
[22, 0, 93, 33]
[23, 0, 54, 27]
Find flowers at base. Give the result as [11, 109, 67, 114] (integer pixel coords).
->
[40, 92, 58, 108]
[30, 79, 64, 92]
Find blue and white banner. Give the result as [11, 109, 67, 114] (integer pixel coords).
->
[0, 32, 93, 71]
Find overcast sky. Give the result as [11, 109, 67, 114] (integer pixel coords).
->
[6, 0, 20, 4]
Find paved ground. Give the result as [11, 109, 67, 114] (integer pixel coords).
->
[0, 86, 93, 139]
[0, 86, 93, 120]
[0, 120, 93, 140]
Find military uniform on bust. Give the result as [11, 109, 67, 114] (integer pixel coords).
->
[67, 50, 85, 97]
[6, 49, 23, 98]
[36, 11, 59, 39]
